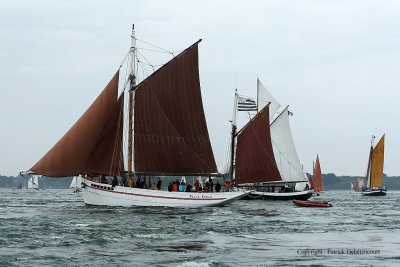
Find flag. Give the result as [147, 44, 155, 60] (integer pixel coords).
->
[238, 96, 257, 111]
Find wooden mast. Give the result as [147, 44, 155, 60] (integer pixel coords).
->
[229, 90, 238, 182]
[365, 135, 374, 189]
[128, 24, 137, 178]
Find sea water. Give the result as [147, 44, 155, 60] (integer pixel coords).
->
[0, 189, 399, 266]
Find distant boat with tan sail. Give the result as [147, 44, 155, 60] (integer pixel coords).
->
[21, 25, 247, 207]
[312, 155, 324, 195]
[362, 135, 387, 196]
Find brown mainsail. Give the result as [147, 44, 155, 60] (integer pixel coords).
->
[133, 41, 217, 176]
[312, 155, 324, 192]
[30, 71, 123, 177]
[85, 94, 125, 176]
[235, 105, 281, 184]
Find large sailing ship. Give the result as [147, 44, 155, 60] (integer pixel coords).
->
[362, 135, 387, 196]
[230, 88, 313, 200]
[22, 25, 247, 207]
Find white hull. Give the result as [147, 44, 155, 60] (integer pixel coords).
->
[81, 179, 248, 207]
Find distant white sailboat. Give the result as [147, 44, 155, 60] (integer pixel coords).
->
[70, 176, 82, 193]
[27, 175, 39, 190]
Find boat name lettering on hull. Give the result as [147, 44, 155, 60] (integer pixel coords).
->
[189, 195, 213, 199]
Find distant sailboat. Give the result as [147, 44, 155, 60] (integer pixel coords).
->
[22, 25, 247, 207]
[27, 175, 39, 190]
[362, 135, 387, 196]
[312, 155, 324, 194]
[352, 177, 365, 192]
[70, 176, 82, 193]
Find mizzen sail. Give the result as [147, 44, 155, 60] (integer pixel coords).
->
[133, 41, 217, 176]
[30, 71, 123, 177]
[235, 105, 281, 184]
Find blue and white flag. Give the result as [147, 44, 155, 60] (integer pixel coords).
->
[238, 96, 257, 111]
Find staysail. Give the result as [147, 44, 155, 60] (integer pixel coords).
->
[235, 105, 281, 184]
[313, 155, 324, 192]
[30, 71, 124, 177]
[270, 107, 307, 182]
[370, 135, 385, 188]
[133, 41, 217, 176]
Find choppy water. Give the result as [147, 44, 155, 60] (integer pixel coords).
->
[0, 189, 399, 267]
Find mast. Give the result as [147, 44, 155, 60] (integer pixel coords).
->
[128, 24, 137, 179]
[229, 90, 238, 180]
[366, 135, 374, 188]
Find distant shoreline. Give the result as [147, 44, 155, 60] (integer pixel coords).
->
[1, 173, 399, 190]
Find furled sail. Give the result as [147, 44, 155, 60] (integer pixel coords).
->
[30, 71, 124, 177]
[270, 107, 307, 182]
[370, 135, 385, 188]
[235, 105, 281, 184]
[313, 155, 324, 192]
[257, 79, 281, 120]
[133, 41, 217, 176]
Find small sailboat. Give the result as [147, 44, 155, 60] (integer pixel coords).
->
[70, 176, 82, 193]
[352, 177, 365, 192]
[27, 175, 39, 190]
[312, 155, 324, 196]
[22, 25, 247, 207]
[362, 135, 387, 196]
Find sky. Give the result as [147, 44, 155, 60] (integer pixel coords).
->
[1, 0, 400, 177]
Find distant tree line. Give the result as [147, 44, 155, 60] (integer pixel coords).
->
[1, 173, 399, 190]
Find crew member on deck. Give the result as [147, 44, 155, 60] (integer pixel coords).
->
[100, 174, 107, 184]
[215, 181, 221, 192]
[156, 177, 162, 190]
[111, 176, 119, 187]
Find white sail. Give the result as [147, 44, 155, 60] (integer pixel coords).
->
[359, 178, 365, 190]
[70, 176, 83, 192]
[257, 79, 281, 120]
[270, 108, 307, 182]
[28, 175, 39, 189]
[351, 182, 353, 190]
